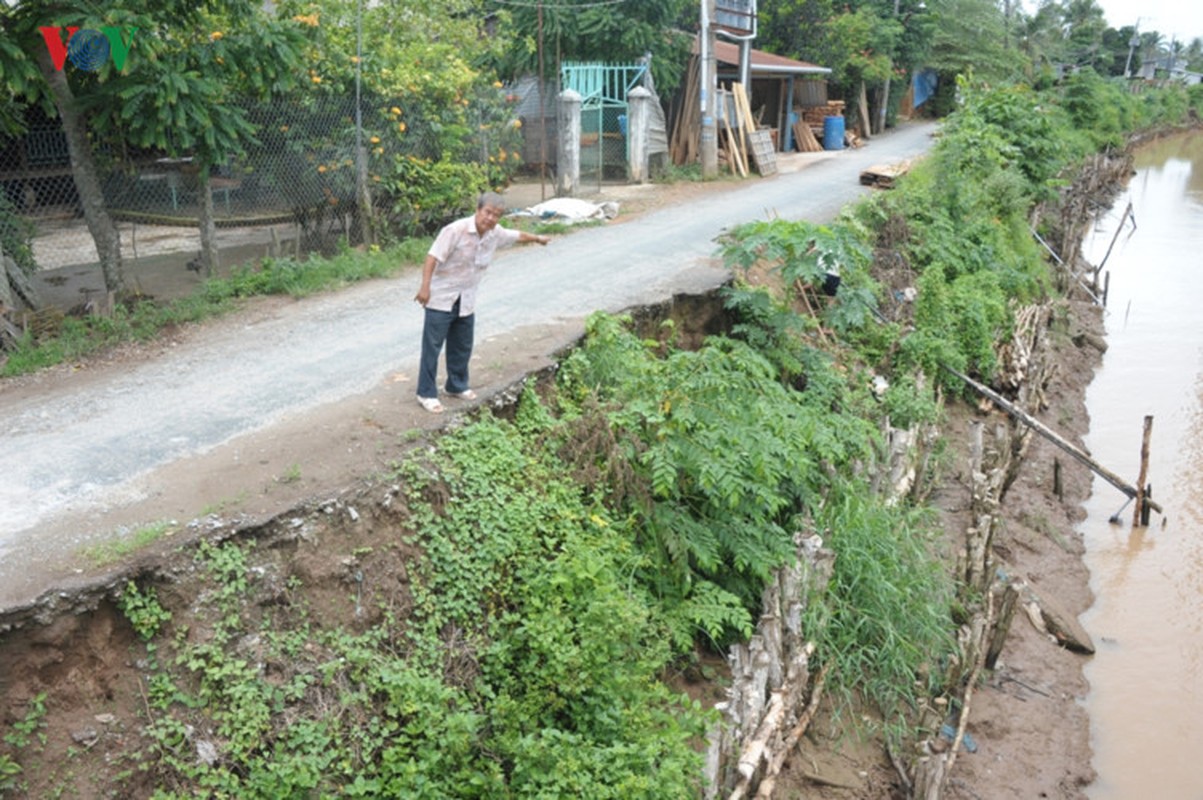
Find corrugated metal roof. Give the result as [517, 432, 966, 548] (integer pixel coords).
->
[703, 38, 831, 76]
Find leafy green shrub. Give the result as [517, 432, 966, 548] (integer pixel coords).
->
[400, 413, 711, 797]
[1189, 83, 1203, 113]
[941, 79, 1073, 198]
[718, 216, 884, 343]
[720, 282, 814, 380]
[557, 312, 880, 638]
[1141, 82, 1191, 126]
[901, 266, 1011, 386]
[377, 156, 488, 238]
[118, 580, 173, 641]
[1058, 68, 1139, 150]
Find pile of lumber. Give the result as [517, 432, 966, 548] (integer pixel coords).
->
[668, 57, 702, 166]
[713, 82, 776, 177]
[792, 101, 854, 152]
[668, 65, 777, 175]
[799, 100, 846, 127]
[791, 118, 823, 152]
[858, 157, 917, 189]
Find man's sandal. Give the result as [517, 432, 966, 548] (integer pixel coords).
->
[445, 389, 477, 400]
[417, 395, 445, 414]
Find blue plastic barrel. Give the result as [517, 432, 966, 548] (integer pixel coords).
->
[823, 115, 845, 151]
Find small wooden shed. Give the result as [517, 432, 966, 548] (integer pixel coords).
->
[712, 39, 831, 153]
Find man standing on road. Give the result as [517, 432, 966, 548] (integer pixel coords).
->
[413, 191, 550, 413]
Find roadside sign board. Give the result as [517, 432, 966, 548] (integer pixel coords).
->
[715, 0, 755, 37]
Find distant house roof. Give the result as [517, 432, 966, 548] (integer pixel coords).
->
[700, 38, 831, 77]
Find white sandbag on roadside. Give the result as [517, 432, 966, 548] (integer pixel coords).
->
[510, 198, 619, 224]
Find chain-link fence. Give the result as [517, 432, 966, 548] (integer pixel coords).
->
[1, 89, 521, 307]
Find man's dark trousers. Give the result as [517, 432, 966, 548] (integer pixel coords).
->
[418, 297, 473, 399]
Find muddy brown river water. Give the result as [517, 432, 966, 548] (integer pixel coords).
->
[1080, 130, 1203, 799]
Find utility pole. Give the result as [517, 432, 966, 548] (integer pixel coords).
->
[876, 0, 901, 135]
[538, 0, 548, 200]
[700, 0, 718, 179]
[1124, 19, 1141, 79]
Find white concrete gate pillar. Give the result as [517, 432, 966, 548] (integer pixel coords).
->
[627, 86, 652, 184]
[556, 89, 581, 197]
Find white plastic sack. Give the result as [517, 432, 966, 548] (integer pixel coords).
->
[512, 198, 619, 224]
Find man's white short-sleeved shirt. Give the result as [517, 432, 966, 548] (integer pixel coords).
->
[425, 215, 521, 315]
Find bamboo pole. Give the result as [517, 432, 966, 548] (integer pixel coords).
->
[946, 366, 1163, 515]
[1096, 202, 1133, 277]
[1133, 415, 1153, 526]
[1030, 226, 1105, 305]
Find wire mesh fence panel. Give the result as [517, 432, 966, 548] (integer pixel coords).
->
[2, 84, 525, 308]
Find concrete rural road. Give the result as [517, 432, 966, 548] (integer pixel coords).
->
[0, 121, 939, 611]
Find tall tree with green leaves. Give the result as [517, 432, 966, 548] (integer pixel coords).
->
[1186, 37, 1203, 71]
[91, 5, 306, 275]
[761, 0, 931, 132]
[3, 1, 135, 291]
[1101, 24, 1140, 77]
[1, 1, 306, 287]
[1018, 0, 1068, 79]
[928, 0, 1026, 86]
[489, 0, 694, 94]
[270, 0, 525, 238]
[1061, 0, 1108, 69]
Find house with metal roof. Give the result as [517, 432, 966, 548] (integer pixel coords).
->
[711, 39, 831, 153]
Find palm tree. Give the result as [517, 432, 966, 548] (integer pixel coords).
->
[1139, 30, 1165, 69]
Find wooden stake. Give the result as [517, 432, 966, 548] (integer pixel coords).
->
[1133, 415, 1153, 527]
[985, 583, 1019, 670]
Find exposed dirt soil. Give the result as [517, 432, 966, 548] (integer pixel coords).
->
[926, 299, 1103, 800]
[0, 171, 1102, 798]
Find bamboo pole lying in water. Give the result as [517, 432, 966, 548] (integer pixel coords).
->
[946, 366, 1163, 516]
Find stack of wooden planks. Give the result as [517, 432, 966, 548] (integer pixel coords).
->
[799, 100, 846, 128]
[668, 57, 702, 166]
[718, 82, 777, 176]
[668, 70, 777, 175]
[792, 100, 851, 151]
[791, 119, 823, 152]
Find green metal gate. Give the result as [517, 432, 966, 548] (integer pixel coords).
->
[560, 61, 648, 187]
